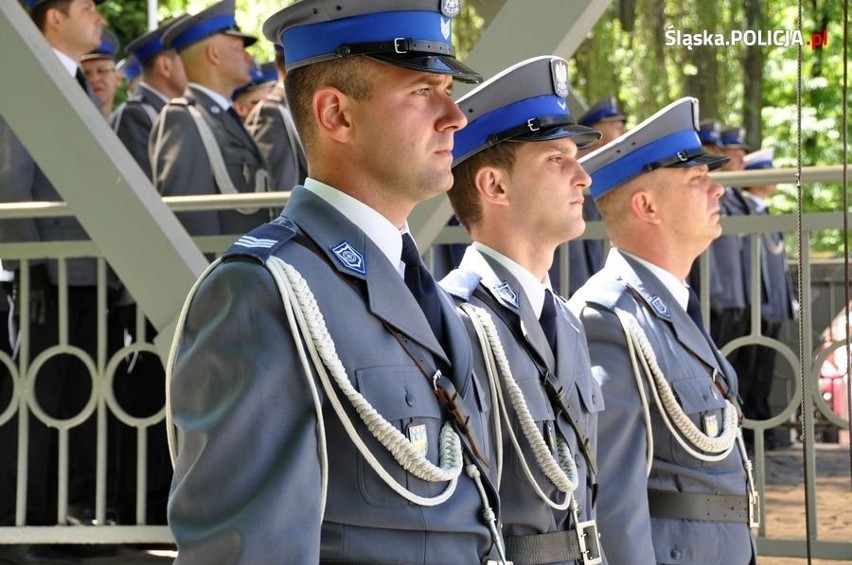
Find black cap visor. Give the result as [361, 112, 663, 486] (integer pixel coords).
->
[510, 123, 602, 150]
[368, 53, 482, 84]
[644, 149, 729, 173]
[223, 28, 257, 48]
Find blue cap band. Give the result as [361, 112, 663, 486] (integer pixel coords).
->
[282, 11, 450, 68]
[721, 132, 745, 145]
[745, 159, 772, 170]
[453, 95, 569, 162]
[580, 106, 620, 127]
[123, 59, 141, 80]
[133, 37, 166, 62]
[590, 129, 701, 199]
[171, 14, 236, 52]
[698, 130, 721, 145]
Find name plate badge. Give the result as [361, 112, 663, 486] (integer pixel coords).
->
[407, 423, 428, 457]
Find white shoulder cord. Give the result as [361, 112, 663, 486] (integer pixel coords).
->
[266, 256, 463, 506]
[185, 104, 269, 215]
[615, 310, 655, 476]
[461, 303, 578, 510]
[460, 307, 504, 483]
[614, 310, 738, 463]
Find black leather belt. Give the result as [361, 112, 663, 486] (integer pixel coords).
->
[648, 489, 752, 523]
[505, 522, 602, 565]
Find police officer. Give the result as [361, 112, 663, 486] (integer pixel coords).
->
[166, 1, 509, 562]
[439, 56, 605, 565]
[556, 97, 626, 296]
[150, 0, 272, 238]
[569, 98, 758, 564]
[0, 0, 108, 559]
[245, 45, 307, 190]
[735, 147, 796, 450]
[110, 16, 188, 179]
[81, 27, 121, 117]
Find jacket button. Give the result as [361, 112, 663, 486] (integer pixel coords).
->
[670, 546, 683, 560]
[405, 393, 416, 407]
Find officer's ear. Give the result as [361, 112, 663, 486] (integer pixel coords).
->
[629, 184, 662, 226]
[313, 86, 352, 143]
[474, 165, 508, 207]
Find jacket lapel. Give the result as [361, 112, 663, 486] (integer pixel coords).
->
[465, 250, 557, 372]
[615, 252, 720, 371]
[285, 188, 448, 363]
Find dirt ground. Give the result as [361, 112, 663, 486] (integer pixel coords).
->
[759, 442, 852, 564]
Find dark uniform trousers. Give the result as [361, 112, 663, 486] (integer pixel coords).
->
[0, 71, 122, 525]
[109, 84, 172, 525]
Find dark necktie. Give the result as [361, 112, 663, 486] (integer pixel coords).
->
[401, 233, 444, 344]
[539, 288, 559, 355]
[75, 68, 89, 92]
[227, 106, 244, 125]
[686, 288, 714, 347]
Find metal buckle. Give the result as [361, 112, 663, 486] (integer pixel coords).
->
[394, 38, 408, 53]
[575, 519, 603, 565]
[676, 150, 689, 161]
[748, 490, 761, 528]
[526, 118, 541, 132]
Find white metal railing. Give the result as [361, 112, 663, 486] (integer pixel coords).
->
[0, 189, 849, 560]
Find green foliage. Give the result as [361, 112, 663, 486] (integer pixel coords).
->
[569, 0, 850, 257]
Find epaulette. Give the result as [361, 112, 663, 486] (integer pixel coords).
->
[438, 268, 482, 301]
[568, 274, 626, 313]
[222, 216, 298, 263]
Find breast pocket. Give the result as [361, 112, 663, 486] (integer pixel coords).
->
[355, 365, 443, 506]
[667, 376, 729, 466]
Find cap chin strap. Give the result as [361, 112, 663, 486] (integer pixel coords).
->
[485, 115, 577, 147]
[335, 37, 455, 58]
[641, 148, 708, 173]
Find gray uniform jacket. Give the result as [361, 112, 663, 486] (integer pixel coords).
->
[441, 247, 604, 536]
[441, 248, 604, 564]
[568, 250, 755, 565]
[150, 85, 273, 236]
[245, 83, 307, 191]
[0, 83, 102, 286]
[168, 186, 501, 564]
[110, 83, 168, 179]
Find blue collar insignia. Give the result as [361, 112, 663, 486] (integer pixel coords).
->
[494, 280, 520, 309]
[649, 295, 670, 318]
[331, 241, 366, 275]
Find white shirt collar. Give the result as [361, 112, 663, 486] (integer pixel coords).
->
[615, 248, 690, 311]
[139, 82, 170, 104]
[742, 190, 768, 212]
[473, 242, 550, 317]
[189, 82, 231, 111]
[303, 178, 405, 277]
[53, 48, 78, 77]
